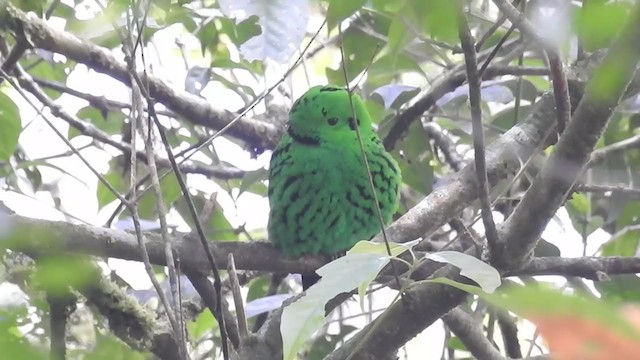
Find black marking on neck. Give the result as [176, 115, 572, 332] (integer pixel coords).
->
[320, 86, 343, 92]
[288, 127, 321, 146]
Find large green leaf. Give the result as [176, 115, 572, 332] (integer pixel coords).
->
[575, 1, 630, 52]
[325, 13, 389, 85]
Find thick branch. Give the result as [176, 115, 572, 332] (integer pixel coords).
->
[1, 214, 325, 274]
[497, 3, 640, 269]
[443, 307, 505, 360]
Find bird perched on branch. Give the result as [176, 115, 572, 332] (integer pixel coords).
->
[268, 85, 401, 289]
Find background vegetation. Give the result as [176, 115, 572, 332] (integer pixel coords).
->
[1, 0, 640, 359]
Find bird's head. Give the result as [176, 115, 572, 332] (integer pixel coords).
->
[286, 85, 374, 146]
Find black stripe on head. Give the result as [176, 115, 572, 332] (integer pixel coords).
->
[320, 86, 343, 92]
[287, 127, 320, 146]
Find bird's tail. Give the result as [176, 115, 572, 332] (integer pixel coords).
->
[302, 272, 321, 290]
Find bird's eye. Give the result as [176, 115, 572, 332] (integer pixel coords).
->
[348, 117, 360, 131]
[327, 117, 339, 126]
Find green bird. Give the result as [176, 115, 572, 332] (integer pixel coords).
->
[268, 85, 401, 290]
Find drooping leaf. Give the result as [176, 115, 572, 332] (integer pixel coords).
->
[280, 239, 418, 360]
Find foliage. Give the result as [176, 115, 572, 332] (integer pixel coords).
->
[0, 0, 639, 359]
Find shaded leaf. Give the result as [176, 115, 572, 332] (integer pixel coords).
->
[0, 92, 21, 161]
[138, 173, 182, 219]
[326, 0, 366, 29]
[71, 106, 124, 139]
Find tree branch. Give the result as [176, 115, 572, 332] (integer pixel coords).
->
[382, 61, 550, 150]
[0, 2, 280, 150]
[458, 6, 500, 259]
[511, 256, 640, 279]
[496, 2, 640, 269]
[443, 307, 506, 360]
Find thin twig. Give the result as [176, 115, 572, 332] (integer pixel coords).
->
[338, 23, 404, 294]
[491, 0, 571, 139]
[587, 134, 640, 167]
[422, 122, 465, 172]
[228, 254, 248, 341]
[573, 183, 640, 199]
[474, 0, 521, 51]
[0, 38, 28, 83]
[121, 6, 186, 357]
[457, 6, 500, 259]
[0, 68, 128, 204]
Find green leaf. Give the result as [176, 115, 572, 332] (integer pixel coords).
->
[392, 121, 434, 195]
[0, 92, 21, 161]
[575, 2, 630, 52]
[88, 333, 146, 360]
[239, 168, 268, 196]
[280, 239, 418, 360]
[498, 78, 539, 102]
[25, 60, 68, 100]
[188, 309, 216, 340]
[534, 238, 561, 257]
[9, 0, 43, 16]
[137, 173, 182, 219]
[71, 106, 124, 139]
[174, 193, 237, 240]
[447, 336, 467, 351]
[596, 274, 640, 304]
[0, 309, 45, 360]
[489, 285, 640, 339]
[433, 280, 640, 342]
[602, 230, 640, 257]
[411, 0, 459, 42]
[326, 0, 367, 29]
[386, 17, 411, 65]
[366, 53, 425, 89]
[424, 251, 501, 293]
[96, 168, 127, 209]
[34, 257, 96, 296]
[326, 16, 387, 85]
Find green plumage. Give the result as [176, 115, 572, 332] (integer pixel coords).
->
[267, 85, 401, 287]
